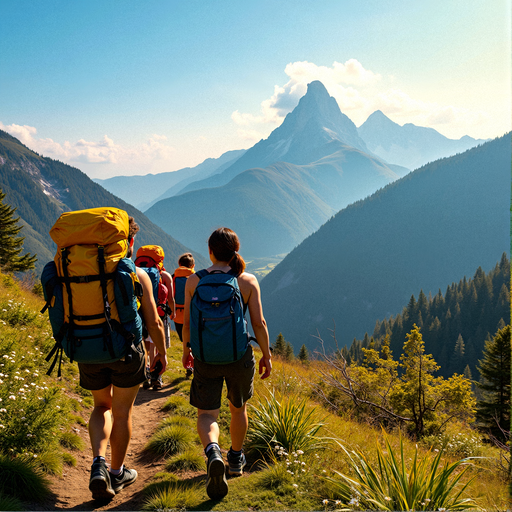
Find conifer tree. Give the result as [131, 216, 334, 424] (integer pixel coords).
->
[298, 344, 309, 363]
[273, 332, 287, 357]
[449, 334, 466, 375]
[284, 342, 294, 361]
[476, 325, 511, 441]
[0, 189, 37, 272]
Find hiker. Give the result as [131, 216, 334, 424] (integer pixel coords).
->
[41, 209, 167, 501]
[172, 252, 195, 377]
[85, 217, 167, 499]
[135, 245, 175, 390]
[181, 227, 272, 500]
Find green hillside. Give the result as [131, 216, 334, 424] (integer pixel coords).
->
[0, 273, 507, 510]
[145, 142, 400, 259]
[0, 130, 209, 273]
[260, 134, 511, 353]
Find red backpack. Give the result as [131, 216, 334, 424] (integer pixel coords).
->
[134, 245, 170, 318]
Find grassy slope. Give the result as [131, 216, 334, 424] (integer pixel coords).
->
[0, 273, 508, 511]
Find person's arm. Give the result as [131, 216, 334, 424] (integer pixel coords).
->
[137, 267, 167, 373]
[243, 273, 272, 379]
[181, 273, 198, 368]
[161, 271, 175, 320]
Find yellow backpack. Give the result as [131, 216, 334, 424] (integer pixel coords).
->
[41, 207, 143, 375]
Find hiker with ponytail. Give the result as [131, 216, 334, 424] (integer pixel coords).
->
[182, 227, 272, 500]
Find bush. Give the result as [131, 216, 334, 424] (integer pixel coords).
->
[422, 431, 484, 458]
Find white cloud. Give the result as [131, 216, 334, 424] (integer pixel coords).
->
[0, 122, 176, 167]
[231, 59, 490, 139]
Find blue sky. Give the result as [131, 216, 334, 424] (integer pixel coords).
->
[1, 0, 510, 179]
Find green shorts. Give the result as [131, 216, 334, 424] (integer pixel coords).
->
[190, 345, 255, 410]
[78, 342, 147, 390]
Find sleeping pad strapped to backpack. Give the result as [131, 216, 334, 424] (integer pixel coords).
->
[134, 245, 171, 321]
[40, 207, 143, 376]
[189, 269, 249, 364]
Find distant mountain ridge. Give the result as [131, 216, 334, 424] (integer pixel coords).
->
[0, 130, 209, 274]
[358, 110, 488, 170]
[176, 81, 373, 195]
[94, 148, 246, 210]
[143, 82, 409, 259]
[260, 133, 511, 353]
[145, 141, 402, 258]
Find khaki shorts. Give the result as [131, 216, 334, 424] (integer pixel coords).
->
[190, 345, 255, 410]
[78, 342, 146, 390]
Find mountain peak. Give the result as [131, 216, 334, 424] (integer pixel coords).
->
[305, 80, 330, 98]
[273, 80, 368, 153]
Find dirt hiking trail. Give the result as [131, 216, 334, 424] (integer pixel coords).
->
[35, 384, 182, 511]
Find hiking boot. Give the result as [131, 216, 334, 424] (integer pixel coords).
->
[152, 375, 163, 389]
[206, 446, 228, 500]
[89, 460, 115, 500]
[227, 449, 246, 476]
[110, 467, 138, 493]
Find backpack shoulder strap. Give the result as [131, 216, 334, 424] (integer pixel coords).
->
[195, 269, 209, 281]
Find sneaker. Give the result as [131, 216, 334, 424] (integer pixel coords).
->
[89, 460, 115, 500]
[152, 375, 163, 389]
[227, 449, 246, 476]
[206, 446, 228, 500]
[110, 467, 138, 493]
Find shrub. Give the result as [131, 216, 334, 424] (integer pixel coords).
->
[323, 435, 476, 511]
[247, 391, 328, 457]
[422, 431, 484, 458]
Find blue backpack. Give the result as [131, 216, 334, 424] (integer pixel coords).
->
[189, 269, 249, 364]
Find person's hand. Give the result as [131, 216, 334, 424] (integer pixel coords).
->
[259, 356, 272, 379]
[151, 351, 168, 374]
[182, 350, 193, 369]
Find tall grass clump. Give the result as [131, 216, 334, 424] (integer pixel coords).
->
[322, 435, 477, 511]
[143, 479, 203, 510]
[145, 423, 196, 457]
[246, 390, 328, 457]
[0, 454, 51, 502]
[0, 492, 24, 511]
[165, 448, 205, 472]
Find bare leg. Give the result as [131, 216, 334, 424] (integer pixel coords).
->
[89, 386, 113, 458]
[197, 408, 220, 448]
[109, 384, 140, 470]
[229, 402, 248, 451]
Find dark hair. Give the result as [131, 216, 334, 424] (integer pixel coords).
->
[128, 216, 139, 240]
[208, 227, 245, 276]
[178, 252, 195, 268]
